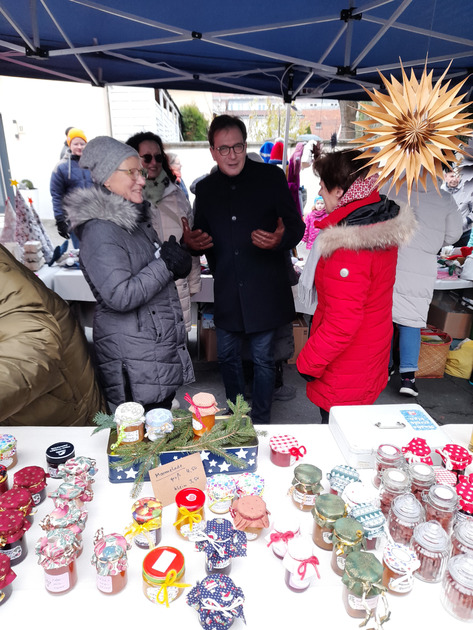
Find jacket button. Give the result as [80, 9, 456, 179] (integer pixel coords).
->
[340, 268, 349, 277]
[152, 310, 156, 314]
[231, 216, 237, 221]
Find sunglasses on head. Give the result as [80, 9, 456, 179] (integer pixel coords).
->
[140, 153, 163, 164]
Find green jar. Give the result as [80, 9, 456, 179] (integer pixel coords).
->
[312, 493, 347, 550]
[290, 464, 323, 512]
[342, 551, 389, 625]
[331, 516, 365, 576]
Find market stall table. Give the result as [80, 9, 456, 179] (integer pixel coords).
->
[1, 423, 471, 629]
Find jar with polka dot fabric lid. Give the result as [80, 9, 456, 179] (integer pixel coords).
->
[436, 444, 472, 479]
[455, 476, 473, 524]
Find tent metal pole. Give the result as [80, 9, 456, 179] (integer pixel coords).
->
[282, 102, 291, 173]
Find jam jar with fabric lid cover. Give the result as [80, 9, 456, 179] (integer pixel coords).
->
[283, 536, 321, 593]
[327, 464, 360, 495]
[382, 542, 420, 595]
[341, 481, 379, 511]
[235, 473, 264, 497]
[437, 443, 472, 479]
[331, 516, 365, 576]
[441, 553, 473, 621]
[387, 492, 425, 546]
[144, 408, 174, 441]
[374, 444, 405, 489]
[91, 529, 130, 595]
[49, 482, 86, 509]
[0, 488, 35, 523]
[424, 483, 458, 534]
[412, 520, 449, 583]
[0, 553, 16, 605]
[265, 514, 301, 558]
[312, 493, 347, 550]
[186, 392, 219, 438]
[112, 402, 145, 447]
[39, 503, 87, 554]
[408, 462, 436, 501]
[142, 546, 190, 606]
[0, 508, 31, 565]
[342, 551, 389, 624]
[0, 466, 8, 495]
[451, 519, 473, 556]
[45, 442, 75, 479]
[0, 435, 17, 470]
[35, 529, 81, 594]
[126, 497, 162, 549]
[187, 574, 245, 630]
[379, 468, 411, 516]
[174, 488, 205, 539]
[455, 476, 473, 524]
[194, 517, 247, 575]
[349, 502, 386, 551]
[269, 434, 306, 467]
[13, 465, 47, 506]
[206, 474, 236, 514]
[290, 463, 323, 512]
[231, 495, 270, 541]
[57, 455, 97, 479]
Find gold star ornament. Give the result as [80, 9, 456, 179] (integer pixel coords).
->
[10, 179, 18, 187]
[354, 61, 473, 201]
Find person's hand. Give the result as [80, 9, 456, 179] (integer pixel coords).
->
[56, 220, 70, 240]
[297, 370, 315, 383]
[181, 217, 213, 251]
[251, 217, 285, 249]
[160, 235, 192, 280]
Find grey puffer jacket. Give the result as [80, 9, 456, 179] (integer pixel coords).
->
[64, 185, 194, 407]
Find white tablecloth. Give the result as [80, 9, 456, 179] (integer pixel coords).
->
[1, 423, 471, 629]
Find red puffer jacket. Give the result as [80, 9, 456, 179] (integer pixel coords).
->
[297, 193, 416, 412]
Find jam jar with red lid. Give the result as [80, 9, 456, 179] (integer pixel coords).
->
[451, 519, 473, 557]
[0, 553, 16, 605]
[382, 542, 420, 596]
[374, 444, 405, 489]
[269, 434, 306, 467]
[331, 516, 365, 576]
[408, 462, 436, 501]
[231, 495, 270, 541]
[0, 466, 8, 495]
[35, 529, 81, 594]
[174, 488, 206, 539]
[379, 468, 411, 516]
[13, 466, 47, 506]
[387, 492, 425, 546]
[142, 546, 190, 605]
[441, 553, 473, 622]
[0, 487, 35, 523]
[312, 493, 347, 551]
[283, 536, 321, 593]
[0, 508, 31, 566]
[91, 529, 130, 595]
[424, 483, 459, 534]
[412, 520, 450, 583]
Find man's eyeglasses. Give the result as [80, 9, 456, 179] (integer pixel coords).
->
[214, 143, 246, 156]
[140, 153, 164, 164]
[116, 168, 147, 180]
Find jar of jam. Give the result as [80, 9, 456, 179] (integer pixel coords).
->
[441, 553, 473, 622]
[0, 435, 17, 470]
[35, 529, 80, 594]
[45, 442, 75, 479]
[283, 536, 320, 592]
[126, 497, 162, 549]
[265, 515, 301, 558]
[39, 503, 87, 554]
[112, 401, 145, 448]
[195, 518, 247, 575]
[13, 465, 47, 505]
[49, 482, 86, 509]
[331, 517, 365, 576]
[379, 468, 411, 516]
[0, 488, 35, 523]
[269, 434, 306, 467]
[349, 502, 386, 551]
[412, 520, 449, 583]
[312, 493, 347, 551]
[327, 464, 360, 495]
[387, 492, 425, 546]
[186, 574, 245, 628]
[382, 543, 420, 595]
[206, 474, 236, 514]
[455, 476, 473, 524]
[290, 463, 323, 512]
[186, 392, 219, 438]
[231, 495, 270, 541]
[235, 473, 264, 497]
[424, 484, 458, 534]
[91, 529, 130, 595]
[408, 462, 436, 501]
[142, 546, 190, 606]
[341, 481, 379, 511]
[144, 408, 174, 441]
[0, 554, 16, 605]
[342, 551, 388, 621]
[0, 466, 7, 495]
[174, 487, 205, 539]
[437, 443, 472, 479]
[0, 508, 31, 565]
[374, 444, 404, 489]
[57, 455, 97, 479]
[451, 519, 473, 556]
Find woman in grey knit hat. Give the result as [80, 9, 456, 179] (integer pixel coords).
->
[64, 136, 194, 411]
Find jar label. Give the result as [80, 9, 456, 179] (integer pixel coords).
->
[293, 488, 316, 507]
[289, 573, 310, 590]
[97, 574, 113, 593]
[146, 585, 178, 604]
[246, 530, 259, 541]
[2, 542, 23, 561]
[152, 549, 177, 573]
[389, 574, 413, 593]
[181, 522, 205, 540]
[322, 531, 333, 544]
[122, 430, 140, 443]
[209, 499, 231, 514]
[45, 570, 70, 593]
[47, 466, 60, 479]
[1, 457, 13, 468]
[192, 418, 205, 431]
[32, 492, 41, 505]
[336, 555, 346, 571]
[347, 593, 379, 611]
[135, 529, 158, 547]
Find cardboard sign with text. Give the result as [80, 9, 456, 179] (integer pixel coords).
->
[149, 453, 207, 506]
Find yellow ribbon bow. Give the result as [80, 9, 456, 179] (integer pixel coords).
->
[156, 569, 191, 607]
[173, 506, 202, 531]
[124, 518, 161, 549]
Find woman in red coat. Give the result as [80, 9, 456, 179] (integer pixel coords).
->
[296, 148, 416, 422]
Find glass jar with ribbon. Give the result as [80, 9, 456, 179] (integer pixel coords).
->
[57, 455, 98, 480]
[342, 551, 389, 626]
[0, 434, 17, 470]
[331, 516, 366, 576]
[91, 529, 130, 595]
[382, 542, 420, 596]
[283, 536, 321, 593]
[174, 488, 206, 539]
[0, 488, 35, 524]
[142, 546, 190, 606]
[0, 553, 16, 606]
[194, 517, 247, 575]
[436, 443, 472, 480]
[35, 528, 81, 594]
[235, 473, 264, 498]
[289, 463, 323, 512]
[269, 434, 306, 467]
[39, 503, 87, 555]
[48, 481, 89, 510]
[111, 402, 145, 449]
[265, 514, 301, 558]
[206, 474, 237, 514]
[349, 502, 386, 551]
[312, 493, 347, 550]
[326, 464, 360, 495]
[185, 392, 220, 438]
[231, 495, 270, 541]
[145, 408, 174, 441]
[13, 465, 47, 506]
[0, 508, 31, 566]
[186, 574, 245, 629]
[125, 497, 162, 549]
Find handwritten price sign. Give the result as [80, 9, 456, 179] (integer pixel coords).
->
[149, 453, 206, 506]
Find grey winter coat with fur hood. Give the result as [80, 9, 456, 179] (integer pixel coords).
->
[64, 184, 194, 407]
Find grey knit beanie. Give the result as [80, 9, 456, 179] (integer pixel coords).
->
[80, 136, 140, 185]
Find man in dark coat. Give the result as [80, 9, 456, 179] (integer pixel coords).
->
[183, 115, 305, 423]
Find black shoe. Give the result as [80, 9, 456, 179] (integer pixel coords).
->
[400, 377, 418, 397]
[273, 384, 296, 401]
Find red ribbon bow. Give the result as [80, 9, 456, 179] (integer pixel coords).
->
[266, 531, 295, 547]
[289, 445, 307, 461]
[297, 556, 320, 580]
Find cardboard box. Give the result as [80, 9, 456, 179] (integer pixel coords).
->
[427, 292, 473, 339]
[288, 316, 309, 364]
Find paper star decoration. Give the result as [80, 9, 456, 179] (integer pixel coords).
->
[218, 461, 231, 472]
[10, 179, 18, 187]
[354, 60, 473, 201]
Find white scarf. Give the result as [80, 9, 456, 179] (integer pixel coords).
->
[297, 238, 321, 310]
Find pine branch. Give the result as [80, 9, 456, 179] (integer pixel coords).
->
[90, 411, 115, 435]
